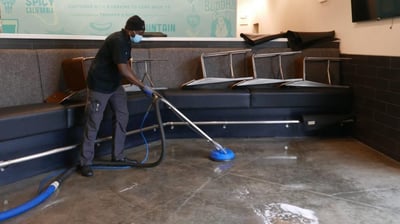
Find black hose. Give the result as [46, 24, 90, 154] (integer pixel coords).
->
[56, 166, 77, 183]
[133, 97, 166, 168]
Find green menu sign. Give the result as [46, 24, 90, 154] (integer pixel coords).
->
[0, 0, 236, 37]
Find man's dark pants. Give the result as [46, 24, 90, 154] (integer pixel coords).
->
[80, 86, 129, 166]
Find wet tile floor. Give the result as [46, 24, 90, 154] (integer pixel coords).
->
[1, 137, 400, 224]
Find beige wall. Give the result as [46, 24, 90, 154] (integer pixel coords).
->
[237, 0, 400, 56]
[236, 0, 268, 34]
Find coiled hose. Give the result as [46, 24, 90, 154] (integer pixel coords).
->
[0, 96, 166, 221]
[92, 96, 166, 168]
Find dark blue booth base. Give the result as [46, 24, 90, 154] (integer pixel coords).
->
[0, 88, 354, 186]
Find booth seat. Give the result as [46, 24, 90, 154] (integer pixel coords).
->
[160, 87, 353, 138]
[0, 86, 353, 185]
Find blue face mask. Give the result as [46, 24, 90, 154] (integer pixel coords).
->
[131, 34, 143, 43]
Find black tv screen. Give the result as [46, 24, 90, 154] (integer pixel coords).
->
[351, 0, 400, 22]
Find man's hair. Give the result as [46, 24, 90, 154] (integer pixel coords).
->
[125, 15, 145, 31]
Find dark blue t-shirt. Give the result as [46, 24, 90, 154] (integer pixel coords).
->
[87, 29, 131, 93]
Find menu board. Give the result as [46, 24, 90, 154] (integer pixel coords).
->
[0, 0, 236, 37]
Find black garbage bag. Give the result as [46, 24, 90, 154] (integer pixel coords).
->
[286, 30, 336, 50]
[239, 32, 287, 46]
[240, 30, 337, 50]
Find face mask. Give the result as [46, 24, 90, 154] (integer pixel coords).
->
[130, 34, 143, 43]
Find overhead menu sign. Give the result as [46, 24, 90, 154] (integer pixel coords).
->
[0, 0, 236, 37]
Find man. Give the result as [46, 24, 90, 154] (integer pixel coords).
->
[80, 15, 153, 177]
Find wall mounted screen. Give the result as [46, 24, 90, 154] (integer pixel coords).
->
[351, 0, 400, 22]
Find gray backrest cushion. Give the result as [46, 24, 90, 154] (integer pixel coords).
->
[0, 50, 42, 107]
[148, 48, 204, 88]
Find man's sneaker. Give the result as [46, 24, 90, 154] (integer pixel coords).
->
[80, 165, 93, 177]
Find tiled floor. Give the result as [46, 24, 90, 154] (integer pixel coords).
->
[1, 137, 400, 224]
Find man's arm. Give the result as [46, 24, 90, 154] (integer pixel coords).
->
[117, 62, 146, 89]
[117, 62, 153, 97]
